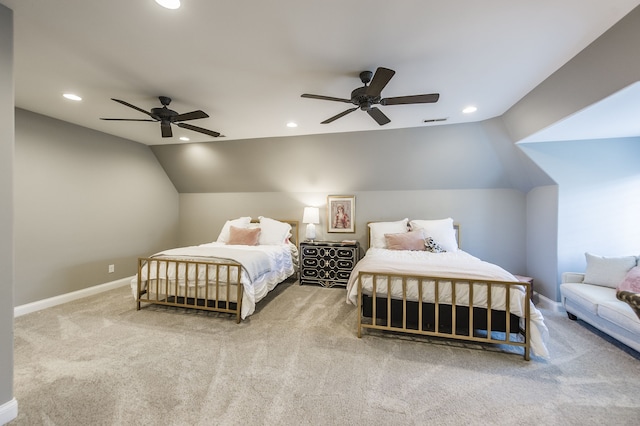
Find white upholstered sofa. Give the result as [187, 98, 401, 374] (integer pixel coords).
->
[560, 253, 640, 353]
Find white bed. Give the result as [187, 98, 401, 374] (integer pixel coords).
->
[347, 218, 549, 360]
[131, 217, 298, 321]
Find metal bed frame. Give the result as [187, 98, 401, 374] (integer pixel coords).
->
[355, 222, 532, 360]
[135, 219, 298, 322]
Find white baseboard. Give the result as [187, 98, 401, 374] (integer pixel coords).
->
[0, 398, 18, 425]
[535, 292, 563, 312]
[14, 276, 133, 318]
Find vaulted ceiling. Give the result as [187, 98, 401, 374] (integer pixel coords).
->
[2, 0, 639, 145]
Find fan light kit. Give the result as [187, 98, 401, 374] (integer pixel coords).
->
[100, 96, 223, 139]
[301, 67, 439, 126]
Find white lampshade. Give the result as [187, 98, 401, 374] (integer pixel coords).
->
[302, 207, 320, 224]
[302, 207, 320, 240]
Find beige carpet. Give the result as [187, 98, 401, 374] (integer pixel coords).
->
[9, 280, 640, 425]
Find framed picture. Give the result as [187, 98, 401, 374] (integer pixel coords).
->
[327, 195, 355, 233]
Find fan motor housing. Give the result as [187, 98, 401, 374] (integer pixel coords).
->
[351, 86, 380, 110]
[151, 107, 178, 121]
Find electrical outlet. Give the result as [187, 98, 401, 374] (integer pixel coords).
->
[108, 264, 115, 273]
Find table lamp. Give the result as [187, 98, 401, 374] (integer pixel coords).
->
[302, 207, 320, 241]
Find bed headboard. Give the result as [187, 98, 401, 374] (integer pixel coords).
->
[366, 221, 460, 250]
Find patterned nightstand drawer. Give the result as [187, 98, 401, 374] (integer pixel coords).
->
[299, 240, 360, 287]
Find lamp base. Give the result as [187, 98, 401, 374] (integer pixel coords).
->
[305, 223, 316, 240]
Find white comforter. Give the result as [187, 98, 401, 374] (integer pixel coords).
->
[131, 242, 297, 319]
[346, 248, 550, 358]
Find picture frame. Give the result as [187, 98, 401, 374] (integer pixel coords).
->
[327, 195, 355, 233]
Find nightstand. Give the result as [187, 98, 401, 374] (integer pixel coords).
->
[299, 240, 360, 287]
[513, 274, 534, 300]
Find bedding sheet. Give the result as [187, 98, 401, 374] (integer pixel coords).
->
[131, 242, 297, 318]
[346, 248, 550, 358]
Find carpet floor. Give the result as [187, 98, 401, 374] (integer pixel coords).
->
[9, 280, 640, 425]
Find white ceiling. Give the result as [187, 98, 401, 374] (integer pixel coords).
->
[2, 0, 639, 146]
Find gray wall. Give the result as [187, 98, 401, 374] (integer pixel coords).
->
[14, 109, 180, 305]
[179, 188, 527, 274]
[525, 185, 559, 301]
[521, 137, 640, 299]
[152, 119, 553, 193]
[502, 5, 640, 301]
[0, 3, 15, 415]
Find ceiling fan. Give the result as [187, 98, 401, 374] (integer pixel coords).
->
[100, 96, 223, 138]
[301, 67, 439, 126]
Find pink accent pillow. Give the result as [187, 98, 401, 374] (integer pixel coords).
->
[617, 266, 640, 293]
[384, 230, 426, 251]
[227, 226, 261, 246]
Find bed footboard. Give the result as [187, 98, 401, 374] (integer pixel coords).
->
[136, 257, 244, 323]
[356, 272, 531, 360]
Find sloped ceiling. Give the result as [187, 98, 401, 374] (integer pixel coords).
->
[2, 0, 639, 146]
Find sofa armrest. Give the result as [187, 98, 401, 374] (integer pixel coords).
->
[562, 272, 585, 284]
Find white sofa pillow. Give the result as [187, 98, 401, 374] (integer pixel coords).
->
[368, 219, 409, 248]
[583, 252, 637, 288]
[409, 218, 458, 252]
[216, 217, 252, 243]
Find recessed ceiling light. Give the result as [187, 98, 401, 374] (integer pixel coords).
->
[179, 136, 190, 141]
[155, 0, 180, 9]
[462, 106, 477, 114]
[286, 122, 298, 128]
[63, 93, 82, 101]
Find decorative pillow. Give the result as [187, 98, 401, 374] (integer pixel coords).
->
[227, 226, 261, 246]
[368, 219, 409, 249]
[617, 267, 640, 318]
[384, 230, 426, 251]
[409, 218, 458, 252]
[258, 217, 292, 245]
[216, 217, 252, 243]
[583, 253, 637, 288]
[617, 266, 640, 293]
[424, 237, 446, 253]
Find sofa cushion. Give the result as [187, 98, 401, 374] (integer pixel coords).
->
[583, 253, 637, 288]
[597, 300, 640, 334]
[560, 283, 618, 315]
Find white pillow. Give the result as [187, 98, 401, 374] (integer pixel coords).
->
[368, 219, 409, 248]
[409, 218, 458, 252]
[258, 217, 292, 245]
[583, 252, 637, 288]
[216, 217, 252, 243]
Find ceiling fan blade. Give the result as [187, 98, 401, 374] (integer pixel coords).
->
[365, 67, 395, 97]
[161, 122, 173, 138]
[381, 93, 440, 105]
[301, 93, 352, 103]
[321, 107, 358, 124]
[177, 122, 222, 137]
[111, 98, 154, 117]
[367, 107, 391, 126]
[100, 118, 157, 121]
[173, 110, 209, 122]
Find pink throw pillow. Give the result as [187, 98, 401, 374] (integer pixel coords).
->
[227, 226, 261, 246]
[617, 266, 640, 293]
[384, 230, 425, 251]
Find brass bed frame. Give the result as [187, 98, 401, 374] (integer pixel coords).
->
[136, 219, 298, 323]
[356, 223, 532, 360]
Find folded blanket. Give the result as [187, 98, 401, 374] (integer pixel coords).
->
[616, 266, 640, 319]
